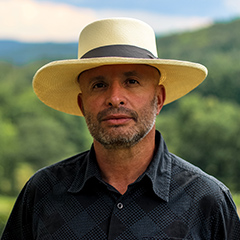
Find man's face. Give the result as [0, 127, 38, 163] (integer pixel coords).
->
[78, 64, 165, 149]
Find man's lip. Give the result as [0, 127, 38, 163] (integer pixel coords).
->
[97, 107, 138, 123]
[101, 114, 133, 122]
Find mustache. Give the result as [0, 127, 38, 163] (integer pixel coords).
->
[97, 107, 138, 122]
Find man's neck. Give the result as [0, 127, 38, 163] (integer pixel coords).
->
[93, 128, 156, 195]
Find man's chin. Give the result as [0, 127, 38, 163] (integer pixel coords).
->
[95, 130, 145, 149]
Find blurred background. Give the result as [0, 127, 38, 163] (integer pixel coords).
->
[1, 0, 240, 233]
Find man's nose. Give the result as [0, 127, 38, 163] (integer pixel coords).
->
[105, 82, 126, 107]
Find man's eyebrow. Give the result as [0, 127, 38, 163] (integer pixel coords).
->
[123, 71, 139, 77]
[90, 75, 105, 81]
[88, 75, 106, 85]
[77, 74, 105, 86]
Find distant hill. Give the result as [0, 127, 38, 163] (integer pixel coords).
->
[1, 18, 240, 65]
[156, 18, 240, 64]
[0, 40, 77, 65]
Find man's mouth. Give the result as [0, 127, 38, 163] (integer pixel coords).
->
[97, 107, 138, 124]
[101, 114, 133, 125]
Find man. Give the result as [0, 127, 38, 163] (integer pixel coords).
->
[2, 18, 240, 239]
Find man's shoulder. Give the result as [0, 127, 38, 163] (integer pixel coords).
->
[168, 152, 229, 195]
[28, 150, 90, 189]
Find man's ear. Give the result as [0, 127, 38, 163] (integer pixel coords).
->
[156, 85, 166, 115]
[77, 93, 85, 116]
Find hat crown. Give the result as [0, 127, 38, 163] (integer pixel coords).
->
[78, 18, 158, 58]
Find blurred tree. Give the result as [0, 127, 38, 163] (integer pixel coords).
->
[157, 94, 240, 191]
[0, 113, 19, 194]
[0, 62, 92, 195]
[156, 18, 240, 105]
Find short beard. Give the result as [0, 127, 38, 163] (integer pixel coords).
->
[84, 95, 159, 149]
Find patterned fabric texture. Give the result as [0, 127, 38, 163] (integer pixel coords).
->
[2, 131, 240, 239]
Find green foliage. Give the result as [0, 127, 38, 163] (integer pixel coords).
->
[233, 193, 240, 208]
[156, 18, 240, 104]
[0, 61, 92, 195]
[157, 94, 240, 191]
[0, 195, 15, 234]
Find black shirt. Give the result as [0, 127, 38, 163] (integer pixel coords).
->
[2, 131, 240, 239]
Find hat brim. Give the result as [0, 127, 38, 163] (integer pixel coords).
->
[33, 57, 208, 116]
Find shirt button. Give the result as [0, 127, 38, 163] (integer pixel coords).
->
[117, 202, 124, 209]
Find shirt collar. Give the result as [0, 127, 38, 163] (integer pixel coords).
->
[143, 130, 172, 202]
[68, 131, 172, 202]
[68, 146, 102, 193]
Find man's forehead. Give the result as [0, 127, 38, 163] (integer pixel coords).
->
[79, 64, 160, 80]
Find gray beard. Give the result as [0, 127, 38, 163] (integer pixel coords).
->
[84, 95, 158, 149]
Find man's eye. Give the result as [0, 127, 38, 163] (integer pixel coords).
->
[126, 79, 139, 85]
[93, 82, 106, 89]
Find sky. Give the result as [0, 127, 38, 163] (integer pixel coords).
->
[0, 0, 240, 42]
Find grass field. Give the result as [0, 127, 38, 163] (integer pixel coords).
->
[0, 195, 15, 233]
[233, 193, 240, 216]
[0, 195, 15, 218]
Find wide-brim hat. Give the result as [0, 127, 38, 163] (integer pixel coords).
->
[33, 18, 208, 116]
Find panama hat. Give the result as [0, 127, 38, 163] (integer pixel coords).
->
[33, 18, 208, 116]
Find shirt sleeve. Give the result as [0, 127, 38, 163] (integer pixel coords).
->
[212, 189, 240, 239]
[1, 180, 34, 240]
